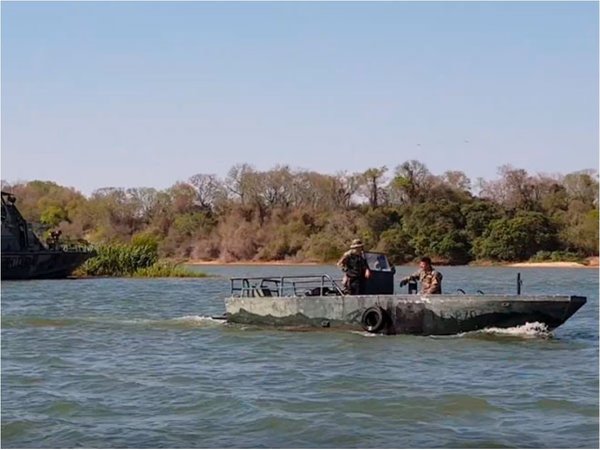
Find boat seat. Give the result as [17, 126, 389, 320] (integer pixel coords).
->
[254, 287, 273, 297]
[305, 287, 332, 296]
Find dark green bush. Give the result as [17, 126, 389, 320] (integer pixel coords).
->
[79, 243, 158, 276]
[133, 261, 206, 278]
[474, 212, 558, 261]
[530, 250, 584, 263]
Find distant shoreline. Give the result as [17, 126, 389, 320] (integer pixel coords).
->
[185, 258, 599, 268]
[186, 260, 321, 266]
[506, 256, 598, 268]
[504, 261, 595, 268]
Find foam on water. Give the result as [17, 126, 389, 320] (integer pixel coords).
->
[3, 315, 229, 330]
[117, 315, 227, 328]
[352, 322, 552, 339]
[169, 315, 227, 325]
[465, 321, 552, 339]
[349, 330, 382, 337]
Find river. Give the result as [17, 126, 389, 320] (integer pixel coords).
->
[1, 266, 598, 448]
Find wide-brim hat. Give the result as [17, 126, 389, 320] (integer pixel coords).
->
[350, 239, 364, 249]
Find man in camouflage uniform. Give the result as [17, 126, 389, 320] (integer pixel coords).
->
[337, 239, 370, 295]
[399, 256, 443, 294]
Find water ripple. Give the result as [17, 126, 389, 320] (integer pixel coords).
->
[1, 267, 598, 448]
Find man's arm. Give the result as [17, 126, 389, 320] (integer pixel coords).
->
[337, 252, 349, 268]
[407, 271, 420, 281]
[361, 254, 371, 278]
[399, 271, 420, 286]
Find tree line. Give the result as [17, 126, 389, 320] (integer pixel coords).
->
[2, 160, 598, 265]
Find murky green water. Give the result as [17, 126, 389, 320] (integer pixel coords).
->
[1, 266, 598, 448]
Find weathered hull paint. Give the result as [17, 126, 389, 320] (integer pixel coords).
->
[1, 251, 93, 280]
[224, 294, 587, 335]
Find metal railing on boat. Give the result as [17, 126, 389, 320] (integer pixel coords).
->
[230, 274, 344, 298]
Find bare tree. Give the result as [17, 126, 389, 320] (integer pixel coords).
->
[125, 187, 159, 222]
[225, 163, 255, 204]
[334, 171, 361, 209]
[441, 170, 471, 192]
[168, 182, 197, 214]
[479, 165, 536, 210]
[188, 173, 224, 210]
[563, 170, 599, 207]
[260, 166, 294, 209]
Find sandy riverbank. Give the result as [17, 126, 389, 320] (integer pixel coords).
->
[186, 260, 321, 266]
[506, 257, 598, 268]
[506, 262, 589, 268]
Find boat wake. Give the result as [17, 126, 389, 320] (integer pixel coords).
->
[119, 315, 228, 329]
[169, 315, 228, 326]
[350, 330, 383, 337]
[349, 322, 553, 339]
[461, 321, 552, 339]
[3, 315, 228, 330]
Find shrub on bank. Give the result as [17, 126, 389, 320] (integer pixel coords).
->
[133, 261, 206, 278]
[79, 244, 157, 276]
[530, 250, 584, 263]
[78, 243, 206, 277]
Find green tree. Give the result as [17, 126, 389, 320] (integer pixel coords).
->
[40, 205, 68, 227]
[389, 160, 432, 204]
[461, 200, 503, 241]
[360, 166, 388, 208]
[403, 200, 469, 263]
[376, 226, 415, 264]
[474, 212, 558, 261]
[562, 208, 599, 255]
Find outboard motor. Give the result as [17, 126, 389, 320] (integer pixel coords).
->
[363, 252, 395, 295]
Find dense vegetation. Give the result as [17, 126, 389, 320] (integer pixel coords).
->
[3, 161, 598, 265]
[74, 240, 205, 278]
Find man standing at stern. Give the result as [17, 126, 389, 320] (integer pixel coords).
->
[337, 239, 370, 295]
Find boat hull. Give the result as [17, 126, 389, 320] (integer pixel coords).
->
[225, 294, 587, 335]
[1, 251, 93, 280]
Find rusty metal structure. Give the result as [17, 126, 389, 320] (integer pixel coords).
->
[1, 191, 95, 280]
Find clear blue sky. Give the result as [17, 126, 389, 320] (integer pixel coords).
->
[2, 1, 598, 195]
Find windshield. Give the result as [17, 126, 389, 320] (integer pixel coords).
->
[364, 252, 393, 272]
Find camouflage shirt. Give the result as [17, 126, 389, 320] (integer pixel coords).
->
[406, 269, 443, 294]
[337, 250, 367, 279]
